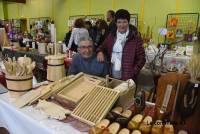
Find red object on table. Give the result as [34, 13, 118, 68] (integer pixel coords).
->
[64, 50, 74, 68]
[42, 50, 74, 70]
[64, 58, 72, 68]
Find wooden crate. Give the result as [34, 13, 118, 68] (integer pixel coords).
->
[71, 86, 120, 126]
[57, 74, 104, 103]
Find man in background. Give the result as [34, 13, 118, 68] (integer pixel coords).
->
[106, 10, 116, 33]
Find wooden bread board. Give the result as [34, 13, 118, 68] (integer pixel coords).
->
[14, 84, 53, 108]
[71, 86, 120, 126]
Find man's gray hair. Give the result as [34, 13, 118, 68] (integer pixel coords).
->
[78, 36, 93, 47]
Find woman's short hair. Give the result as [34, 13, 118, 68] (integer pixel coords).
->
[115, 9, 130, 22]
[74, 18, 85, 28]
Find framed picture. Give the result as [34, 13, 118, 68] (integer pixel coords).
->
[130, 14, 138, 27]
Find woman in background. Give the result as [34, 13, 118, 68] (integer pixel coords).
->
[68, 18, 89, 52]
[93, 19, 108, 49]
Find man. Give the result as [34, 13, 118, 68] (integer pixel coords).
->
[106, 10, 116, 33]
[68, 36, 108, 77]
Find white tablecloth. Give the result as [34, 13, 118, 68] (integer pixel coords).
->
[0, 93, 86, 134]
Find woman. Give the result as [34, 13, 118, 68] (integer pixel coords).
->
[93, 19, 108, 49]
[84, 20, 95, 41]
[97, 9, 146, 81]
[68, 18, 89, 52]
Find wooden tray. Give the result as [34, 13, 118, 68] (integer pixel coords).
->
[56, 75, 104, 103]
[14, 74, 83, 108]
[71, 86, 120, 126]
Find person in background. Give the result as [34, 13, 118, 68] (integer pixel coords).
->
[22, 31, 31, 46]
[44, 19, 51, 33]
[0, 21, 5, 52]
[0, 20, 4, 28]
[97, 9, 146, 81]
[30, 23, 36, 39]
[68, 36, 108, 77]
[84, 21, 95, 41]
[68, 18, 89, 52]
[16, 32, 23, 47]
[93, 19, 108, 49]
[64, 27, 72, 48]
[106, 10, 116, 33]
[35, 28, 45, 42]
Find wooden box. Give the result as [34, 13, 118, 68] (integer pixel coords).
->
[105, 76, 136, 109]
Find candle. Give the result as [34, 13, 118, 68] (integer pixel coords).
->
[54, 27, 56, 43]
[69, 50, 71, 58]
[54, 27, 57, 55]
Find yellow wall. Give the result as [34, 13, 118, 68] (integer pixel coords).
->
[0, 0, 4, 19]
[1, 0, 200, 42]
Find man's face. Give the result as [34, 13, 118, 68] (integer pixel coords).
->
[78, 40, 94, 59]
[116, 19, 129, 33]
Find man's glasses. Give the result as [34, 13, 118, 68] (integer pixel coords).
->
[78, 45, 93, 49]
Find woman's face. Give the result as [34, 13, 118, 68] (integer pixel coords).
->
[116, 19, 129, 33]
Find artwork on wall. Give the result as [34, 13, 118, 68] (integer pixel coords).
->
[165, 13, 199, 44]
[68, 15, 86, 27]
[85, 14, 104, 26]
[68, 14, 104, 27]
[130, 14, 138, 27]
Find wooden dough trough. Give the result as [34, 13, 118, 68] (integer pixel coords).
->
[71, 86, 120, 126]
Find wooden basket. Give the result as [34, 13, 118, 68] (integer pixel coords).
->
[46, 55, 65, 82]
[6, 74, 33, 96]
[105, 76, 136, 109]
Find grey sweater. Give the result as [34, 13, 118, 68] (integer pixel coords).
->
[68, 54, 108, 77]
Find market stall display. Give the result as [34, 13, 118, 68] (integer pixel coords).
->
[0, 28, 9, 47]
[3, 56, 35, 96]
[89, 102, 157, 134]
[178, 54, 200, 118]
[85, 14, 105, 25]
